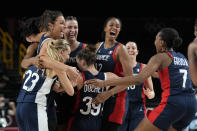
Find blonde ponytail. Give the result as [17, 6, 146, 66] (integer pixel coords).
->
[47, 39, 70, 62]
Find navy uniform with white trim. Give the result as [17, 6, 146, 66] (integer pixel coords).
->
[16, 65, 57, 131]
[67, 71, 106, 131]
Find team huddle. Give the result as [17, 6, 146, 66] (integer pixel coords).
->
[15, 9, 197, 131]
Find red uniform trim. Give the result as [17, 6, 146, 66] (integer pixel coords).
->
[67, 117, 75, 131]
[112, 43, 121, 63]
[148, 68, 170, 123]
[108, 91, 127, 124]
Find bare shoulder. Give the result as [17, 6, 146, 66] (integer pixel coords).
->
[39, 38, 53, 55]
[188, 41, 197, 51]
[150, 52, 172, 69]
[153, 52, 170, 60]
[115, 43, 127, 55]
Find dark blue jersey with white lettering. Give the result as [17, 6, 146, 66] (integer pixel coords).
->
[95, 42, 123, 76]
[17, 65, 57, 106]
[95, 42, 127, 124]
[158, 50, 194, 98]
[127, 62, 145, 103]
[72, 71, 106, 119]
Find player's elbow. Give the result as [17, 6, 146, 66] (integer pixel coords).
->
[67, 90, 74, 96]
[65, 87, 74, 96]
[21, 61, 28, 69]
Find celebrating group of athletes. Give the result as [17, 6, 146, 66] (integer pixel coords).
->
[15, 9, 197, 131]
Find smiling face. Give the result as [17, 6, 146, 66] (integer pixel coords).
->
[49, 16, 66, 39]
[126, 42, 138, 58]
[104, 18, 121, 41]
[64, 19, 78, 43]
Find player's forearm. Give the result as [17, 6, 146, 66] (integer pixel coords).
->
[50, 59, 70, 72]
[21, 57, 35, 69]
[108, 85, 128, 96]
[56, 71, 74, 96]
[104, 75, 141, 87]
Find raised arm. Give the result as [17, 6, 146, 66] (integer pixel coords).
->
[39, 55, 80, 86]
[117, 44, 133, 76]
[54, 69, 74, 96]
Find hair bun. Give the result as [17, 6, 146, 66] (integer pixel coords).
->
[173, 37, 182, 48]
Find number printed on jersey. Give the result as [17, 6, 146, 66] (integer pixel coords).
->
[80, 96, 102, 116]
[23, 70, 39, 91]
[179, 69, 187, 88]
[95, 63, 103, 72]
[127, 85, 136, 90]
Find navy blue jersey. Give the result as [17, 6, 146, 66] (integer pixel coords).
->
[37, 34, 51, 54]
[95, 42, 123, 76]
[66, 42, 86, 70]
[17, 65, 57, 106]
[147, 51, 196, 131]
[95, 42, 127, 125]
[127, 62, 145, 103]
[72, 71, 106, 119]
[158, 50, 194, 97]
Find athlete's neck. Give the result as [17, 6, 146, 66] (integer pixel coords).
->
[104, 39, 117, 49]
[129, 58, 137, 68]
[69, 40, 79, 52]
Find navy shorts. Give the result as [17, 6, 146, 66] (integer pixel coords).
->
[118, 102, 145, 131]
[67, 117, 101, 131]
[16, 102, 48, 131]
[148, 94, 197, 131]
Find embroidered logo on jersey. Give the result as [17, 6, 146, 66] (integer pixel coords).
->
[109, 50, 113, 54]
[137, 69, 139, 72]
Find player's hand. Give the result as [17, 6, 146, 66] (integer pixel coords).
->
[66, 66, 80, 86]
[53, 81, 65, 93]
[85, 79, 105, 88]
[143, 88, 155, 99]
[33, 55, 42, 69]
[92, 91, 111, 104]
[39, 55, 53, 69]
